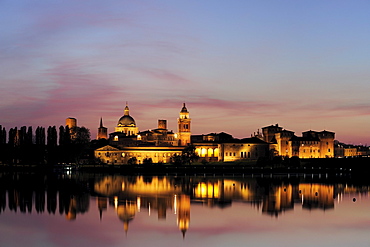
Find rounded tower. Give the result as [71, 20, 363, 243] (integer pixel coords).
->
[177, 103, 191, 146]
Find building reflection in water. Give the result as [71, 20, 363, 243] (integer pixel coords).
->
[299, 184, 334, 210]
[0, 173, 369, 237]
[177, 194, 190, 238]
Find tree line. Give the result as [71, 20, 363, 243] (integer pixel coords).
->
[0, 124, 91, 165]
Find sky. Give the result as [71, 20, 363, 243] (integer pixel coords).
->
[1, 0, 370, 144]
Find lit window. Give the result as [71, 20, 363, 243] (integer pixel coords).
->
[114, 135, 118, 141]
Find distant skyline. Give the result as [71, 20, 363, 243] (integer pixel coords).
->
[1, 1, 370, 144]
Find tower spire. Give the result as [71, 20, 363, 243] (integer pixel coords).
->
[124, 103, 130, 116]
[100, 117, 103, 128]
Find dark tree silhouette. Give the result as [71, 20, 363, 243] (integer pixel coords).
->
[171, 145, 199, 165]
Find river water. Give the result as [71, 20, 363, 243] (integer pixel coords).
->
[0, 172, 369, 247]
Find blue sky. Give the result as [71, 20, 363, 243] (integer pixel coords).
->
[1, 0, 370, 144]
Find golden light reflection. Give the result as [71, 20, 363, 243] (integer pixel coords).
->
[176, 195, 190, 238]
[195, 182, 219, 198]
[137, 196, 141, 212]
[114, 196, 118, 209]
[174, 195, 177, 214]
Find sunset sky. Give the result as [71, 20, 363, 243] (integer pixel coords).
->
[1, 0, 370, 144]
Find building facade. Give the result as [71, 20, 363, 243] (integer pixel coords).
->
[94, 103, 192, 165]
[262, 124, 335, 158]
[94, 104, 338, 164]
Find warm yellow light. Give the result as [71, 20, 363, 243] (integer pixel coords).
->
[137, 196, 141, 212]
[195, 183, 208, 198]
[201, 148, 207, 157]
[114, 196, 118, 209]
[174, 195, 177, 214]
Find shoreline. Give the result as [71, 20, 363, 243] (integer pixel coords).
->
[0, 157, 369, 176]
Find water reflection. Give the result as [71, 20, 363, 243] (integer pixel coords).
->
[0, 173, 369, 241]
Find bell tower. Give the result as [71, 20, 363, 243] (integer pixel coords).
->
[177, 103, 191, 146]
[97, 117, 108, 140]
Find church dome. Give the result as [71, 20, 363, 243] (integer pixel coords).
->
[118, 115, 136, 127]
[117, 104, 136, 127]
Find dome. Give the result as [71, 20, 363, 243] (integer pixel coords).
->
[118, 115, 136, 126]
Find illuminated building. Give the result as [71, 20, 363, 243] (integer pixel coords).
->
[115, 104, 138, 136]
[66, 117, 77, 129]
[334, 141, 370, 158]
[138, 120, 179, 146]
[177, 103, 191, 146]
[95, 103, 190, 165]
[97, 117, 107, 140]
[95, 104, 337, 163]
[218, 137, 270, 162]
[193, 135, 270, 162]
[344, 146, 357, 157]
[66, 117, 77, 139]
[95, 145, 184, 165]
[262, 124, 335, 158]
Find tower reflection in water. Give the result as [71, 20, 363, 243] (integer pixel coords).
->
[94, 176, 190, 236]
[0, 173, 368, 237]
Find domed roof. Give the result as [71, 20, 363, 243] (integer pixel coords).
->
[117, 104, 136, 127]
[118, 115, 136, 127]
